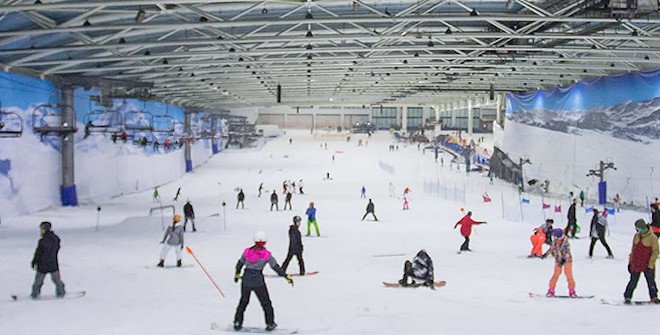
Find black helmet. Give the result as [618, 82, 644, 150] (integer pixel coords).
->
[39, 221, 52, 231]
[293, 215, 301, 223]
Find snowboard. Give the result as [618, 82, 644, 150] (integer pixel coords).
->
[303, 235, 328, 238]
[210, 323, 298, 334]
[529, 292, 594, 299]
[383, 281, 446, 288]
[601, 299, 660, 306]
[11, 291, 86, 301]
[264, 271, 319, 278]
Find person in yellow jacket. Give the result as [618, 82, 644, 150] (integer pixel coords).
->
[623, 219, 660, 304]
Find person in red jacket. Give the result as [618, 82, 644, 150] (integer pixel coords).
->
[454, 211, 487, 252]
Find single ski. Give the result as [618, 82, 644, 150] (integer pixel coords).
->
[11, 291, 86, 301]
[264, 271, 319, 278]
[529, 292, 594, 299]
[383, 281, 446, 288]
[210, 323, 298, 334]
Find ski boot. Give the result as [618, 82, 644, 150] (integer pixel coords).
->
[546, 288, 555, 297]
[157, 260, 164, 268]
[192, 225, 197, 232]
[176, 260, 182, 268]
[651, 298, 660, 304]
[624, 298, 632, 305]
[569, 289, 577, 298]
[266, 323, 278, 331]
[233, 321, 242, 331]
[606, 255, 614, 259]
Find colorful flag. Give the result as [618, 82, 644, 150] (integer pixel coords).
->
[554, 205, 562, 213]
[542, 203, 551, 209]
[521, 198, 530, 204]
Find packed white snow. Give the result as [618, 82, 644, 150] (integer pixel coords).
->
[0, 130, 656, 335]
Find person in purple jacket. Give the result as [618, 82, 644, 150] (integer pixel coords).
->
[233, 232, 293, 332]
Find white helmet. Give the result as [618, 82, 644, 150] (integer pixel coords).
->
[254, 231, 267, 243]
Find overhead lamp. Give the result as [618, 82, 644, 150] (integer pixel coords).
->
[511, 67, 516, 71]
[307, 69, 311, 73]
[306, 44, 313, 50]
[631, 30, 639, 36]
[414, 52, 419, 57]
[199, 16, 208, 22]
[610, 63, 615, 67]
[306, 30, 313, 38]
[427, 39, 434, 47]
[178, 67, 183, 71]
[305, 11, 313, 19]
[403, 59, 408, 64]
[34, 0, 42, 4]
[191, 73, 195, 77]
[307, 54, 313, 60]
[135, 9, 146, 23]
[118, 37, 126, 44]
[307, 63, 311, 67]
[385, 8, 391, 16]
[559, 74, 564, 78]
[470, 9, 479, 16]
[162, 59, 168, 65]
[262, 8, 268, 14]
[83, 19, 91, 26]
[505, 0, 515, 9]
[445, 28, 452, 35]
[238, 57, 244, 62]
[229, 47, 235, 52]
[144, 50, 150, 56]
[644, 55, 650, 60]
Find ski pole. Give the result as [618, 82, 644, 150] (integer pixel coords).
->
[185, 246, 225, 298]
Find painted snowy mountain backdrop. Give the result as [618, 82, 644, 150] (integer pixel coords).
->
[507, 97, 660, 143]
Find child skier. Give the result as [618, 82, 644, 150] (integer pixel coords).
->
[157, 214, 184, 268]
[623, 219, 660, 304]
[233, 232, 293, 331]
[453, 211, 487, 252]
[544, 229, 577, 298]
[398, 250, 435, 289]
[282, 216, 305, 275]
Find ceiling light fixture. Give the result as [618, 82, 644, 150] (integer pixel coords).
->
[134, 9, 145, 23]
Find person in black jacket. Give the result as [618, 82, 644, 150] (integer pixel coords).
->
[284, 191, 292, 210]
[399, 250, 435, 289]
[270, 190, 279, 211]
[237, 189, 245, 209]
[282, 216, 305, 275]
[183, 200, 196, 232]
[31, 222, 65, 298]
[565, 198, 577, 238]
[361, 199, 378, 221]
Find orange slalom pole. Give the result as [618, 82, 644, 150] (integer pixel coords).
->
[186, 246, 225, 298]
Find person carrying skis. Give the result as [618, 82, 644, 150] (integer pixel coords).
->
[453, 211, 486, 252]
[183, 200, 196, 232]
[588, 208, 614, 259]
[157, 214, 184, 268]
[361, 199, 379, 221]
[305, 202, 320, 236]
[31, 222, 65, 299]
[398, 250, 435, 289]
[284, 191, 292, 210]
[623, 219, 660, 304]
[270, 190, 279, 211]
[565, 198, 578, 238]
[544, 228, 577, 298]
[282, 216, 305, 275]
[233, 232, 294, 331]
[237, 189, 245, 209]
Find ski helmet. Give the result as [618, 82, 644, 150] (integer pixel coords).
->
[254, 231, 267, 243]
[551, 228, 564, 238]
[635, 219, 648, 230]
[39, 221, 52, 231]
[293, 215, 301, 223]
[172, 214, 181, 222]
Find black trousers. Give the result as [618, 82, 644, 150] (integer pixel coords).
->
[284, 200, 292, 210]
[236, 200, 244, 209]
[624, 268, 658, 300]
[234, 284, 274, 326]
[460, 236, 471, 251]
[589, 236, 613, 257]
[270, 203, 278, 211]
[361, 211, 378, 221]
[282, 251, 305, 275]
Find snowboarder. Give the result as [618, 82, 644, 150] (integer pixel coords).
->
[157, 214, 184, 268]
[237, 189, 245, 209]
[152, 187, 160, 203]
[282, 216, 305, 275]
[650, 203, 660, 237]
[233, 232, 293, 331]
[258, 183, 264, 197]
[360, 186, 366, 199]
[305, 202, 320, 237]
[31, 222, 65, 299]
[624, 219, 659, 304]
[565, 198, 578, 238]
[403, 197, 410, 210]
[579, 190, 585, 207]
[544, 229, 577, 298]
[298, 179, 304, 194]
[173, 187, 182, 201]
[398, 250, 435, 289]
[588, 208, 614, 259]
[361, 199, 379, 221]
[183, 200, 196, 232]
[284, 191, 292, 210]
[454, 211, 486, 252]
[270, 190, 279, 211]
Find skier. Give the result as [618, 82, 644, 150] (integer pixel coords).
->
[173, 187, 182, 201]
[282, 216, 305, 275]
[157, 214, 184, 268]
[613, 193, 621, 213]
[565, 198, 578, 238]
[398, 250, 435, 289]
[305, 202, 320, 237]
[270, 190, 279, 211]
[284, 191, 292, 210]
[183, 200, 196, 232]
[233, 232, 293, 331]
[650, 203, 660, 237]
[361, 199, 379, 221]
[298, 179, 304, 194]
[31, 222, 65, 299]
[544, 228, 577, 298]
[258, 183, 264, 197]
[579, 190, 585, 207]
[237, 189, 245, 209]
[453, 211, 486, 252]
[588, 208, 614, 259]
[388, 182, 396, 198]
[152, 186, 160, 203]
[403, 197, 410, 210]
[360, 186, 366, 199]
[624, 219, 660, 304]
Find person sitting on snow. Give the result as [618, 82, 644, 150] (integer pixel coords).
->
[530, 219, 554, 257]
[398, 250, 435, 289]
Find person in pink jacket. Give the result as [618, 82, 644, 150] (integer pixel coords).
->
[454, 211, 487, 252]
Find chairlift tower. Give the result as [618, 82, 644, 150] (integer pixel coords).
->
[587, 160, 617, 205]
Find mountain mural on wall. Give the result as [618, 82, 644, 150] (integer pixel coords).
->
[507, 97, 660, 144]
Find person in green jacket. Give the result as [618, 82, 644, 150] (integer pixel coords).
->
[579, 190, 585, 207]
[623, 219, 660, 304]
